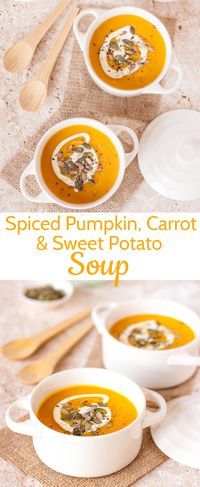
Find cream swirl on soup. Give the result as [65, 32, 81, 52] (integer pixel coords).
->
[53, 394, 111, 435]
[120, 320, 176, 350]
[99, 25, 152, 79]
[52, 134, 99, 192]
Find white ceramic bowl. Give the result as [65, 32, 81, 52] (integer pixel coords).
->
[21, 280, 74, 310]
[73, 6, 182, 97]
[92, 300, 200, 389]
[6, 368, 166, 477]
[20, 117, 138, 208]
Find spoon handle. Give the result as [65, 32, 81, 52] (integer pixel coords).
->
[37, 7, 79, 84]
[33, 308, 92, 345]
[27, 0, 74, 47]
[45, 320, 93, 366]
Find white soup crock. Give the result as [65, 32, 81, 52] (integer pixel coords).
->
[73, 7, 182, 97]
[6, 367, 166, 477]
[92, 299, 200, 389]
[20, 117, 138, 208]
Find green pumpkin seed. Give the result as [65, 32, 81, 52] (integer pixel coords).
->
[82, 143, 91, 150]
[109, 41, 119, 50]
[73, 427, 82, 436]
[75, 177, 84, 191]
[74, 146, 84, 153]
[115, 55, 126, 65]
[123, 39, 134, 48]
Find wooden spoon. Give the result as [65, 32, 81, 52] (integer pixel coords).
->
[19, 320, 93, 384]
[19, 7, 79, 112]
[1, 308, 91, 361]
[3, 0, 73, 73]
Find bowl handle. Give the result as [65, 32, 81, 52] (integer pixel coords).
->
[109, 125, 139, 167]
[92, 303, 117, 334]
[6, 395, 37, 436]
[142, 51, 183, 94]
[167, 353, 200, 366]
[73, 9, 103, 51]
[142, 388, 167, 428]
[20, 159, 51, 203]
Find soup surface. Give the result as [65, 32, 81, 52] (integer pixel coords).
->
[37, 384, 138, 436]
[109, 314, 195, 350]
[40, 125, 119, 204]
[89, 15, 166, 90]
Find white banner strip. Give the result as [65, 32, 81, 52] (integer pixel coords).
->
[0, 213, 199, 284]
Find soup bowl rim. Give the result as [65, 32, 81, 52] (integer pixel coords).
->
[92, 298, 200, 356]
[79, 6, 173, 96]
[29, 367, 147, 440]
[32, 117, 129, 209]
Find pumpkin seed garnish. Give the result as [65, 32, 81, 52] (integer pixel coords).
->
[60, 411, 73, 421]
[129, 63, 136, 72]
[130, 26, 135, 35]
[120, 320, 176, 350]
[55, 140, 100, 192]
[66, 161, 77, 171]
[109, 41, 119, 50]
[73, 146, 84, 153]
[61, 402, 71, 409]
[115, 55, 126, 65]
[57, 151, 64, 161]
[125, 48, 136, 56]
[55, 397, 111, 436]
[24, 285, 65, 301]
[60, 166, 69, 175]
[123, 39, 134, 48]
[74, 177, 84, 191]
[73, 427, 82, 436]
[82, 143, 91, 150]
[58, 160, 66, 169]
[85, 151, 94, 158]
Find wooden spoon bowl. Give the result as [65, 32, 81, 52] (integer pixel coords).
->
[19, 359, 54, 384]
[1, 338, 39, 361]
[3, 41, 34, 73]
[19, 80, 48, 112]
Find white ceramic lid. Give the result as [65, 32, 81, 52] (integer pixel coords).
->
[138, 109, 200, 201]
[151, 394, 200, 468]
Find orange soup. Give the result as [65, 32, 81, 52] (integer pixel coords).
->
[40, 125, 119, 204]
[109, 314, 195, 350]
[37, 385, 138, 436]
[89, 15, 166, 90]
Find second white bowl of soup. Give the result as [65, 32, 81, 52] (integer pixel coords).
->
[5, 368, 166, 477]
[92, 299, 200, 389]
[74, 6, 182, 97]
[20, 117, 138, 209]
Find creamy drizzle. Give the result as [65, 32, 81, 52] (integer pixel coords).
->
[99, 25, 151, 79]
[51, 133, 99, 190]
[53, 394, 111, 434]
[120, 320, 176, 350]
